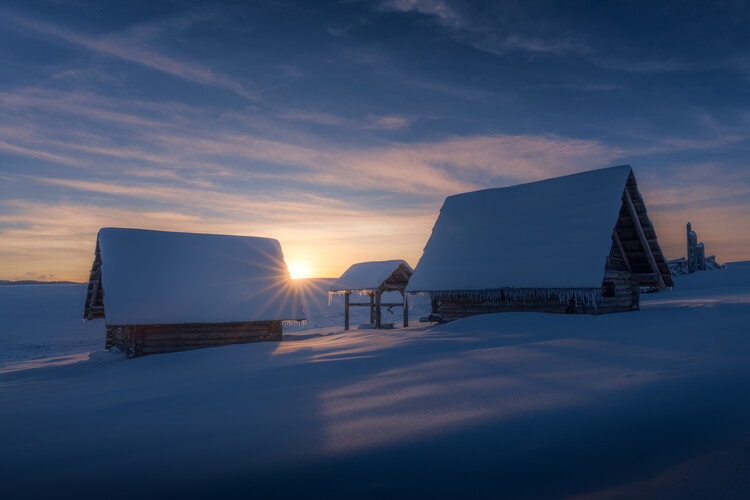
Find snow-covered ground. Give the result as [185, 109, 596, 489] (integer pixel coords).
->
[1, 263, 749, 499]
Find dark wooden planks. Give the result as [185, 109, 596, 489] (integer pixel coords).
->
[107, 321, 282, 358]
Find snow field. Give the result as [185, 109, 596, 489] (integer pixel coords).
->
[0, 263, 748, 498]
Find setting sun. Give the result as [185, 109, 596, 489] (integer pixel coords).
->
[287, 262, 310, 280]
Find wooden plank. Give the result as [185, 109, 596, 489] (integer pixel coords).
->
[350, 302, 403, 307]
[612, 231, 632, 272]
[375, 291, 382, 328]
[344, 292, 350, 331]
[369, 293, 375, 324]
[403, 291, 409, 328]
[142, 338, 269, 348]
[623, 189, 665, 289]
[395, 267, 412, 282]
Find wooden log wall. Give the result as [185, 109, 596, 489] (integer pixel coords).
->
[106, 321, 282, 358]
[437, 277, 638, 318]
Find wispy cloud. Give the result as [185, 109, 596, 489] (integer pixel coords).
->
[0, 87, 623, 196]
[380, 0, 590, 56]
[592, 58, 695, 74]
[0, 9, 258, 100]
[276, 109, 416, 130]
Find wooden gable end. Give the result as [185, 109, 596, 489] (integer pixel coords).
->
[83, 238, 105, 320]
[606, 173, 674, 289]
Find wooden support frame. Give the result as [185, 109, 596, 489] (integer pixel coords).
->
[375, 291, 382, 328]
[623, 189, 665, 290]
[612, 231, 632, 272]
[369, 293, 375, 324]
[334, 261, 413, 330]
[341, 294, 409, 330]
[344, 292, 350, 330]
[402, 291, 409, 327]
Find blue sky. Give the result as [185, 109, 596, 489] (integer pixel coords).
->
[0, 0, 748, 280]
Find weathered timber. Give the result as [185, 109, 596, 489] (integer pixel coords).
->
[107, 321, 282, 358]
[349, 302, 404, 307]
[612, 232, 632, 272]
[402, 291, 409, 328]
[332, 260, 413, 329]
[369, 293, 375, 324]
[375, 291, 382, 328]
[624, 188, 665, 290]
[344, 292, 350, 331]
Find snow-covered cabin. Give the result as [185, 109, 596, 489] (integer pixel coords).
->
[406, 165, 673, 318]
[330, 260, 413, 329]
[83, 228, 305, 357]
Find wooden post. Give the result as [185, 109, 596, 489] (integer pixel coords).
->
[375, 291, 382, 328]
[369, 293, 375, 324]
[344, 291, 350, 331]
[624, 189, 665, 289]
[402, 291, 409, 327]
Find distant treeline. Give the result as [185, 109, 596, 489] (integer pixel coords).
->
[0, 280, 82, 286]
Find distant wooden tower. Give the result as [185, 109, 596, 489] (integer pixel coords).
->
[686, 222, 706, 273]
[406, 165, 673, 318]
[83, 228, 305, 357]
[329, 260, 413, 329]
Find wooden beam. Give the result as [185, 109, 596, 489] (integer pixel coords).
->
[623, 189, 665, 289]
[350, 302, 403, 307]
[344, 292, 350, 331]
[612, 231, 632, 272]
[630, 273, 659, 283]
[402, 291, 409, 328]
[395, 267, 411, 282]
[369, 293, 375, 324]
[87, 271, 101, 320]
[375, 291, 382, 328]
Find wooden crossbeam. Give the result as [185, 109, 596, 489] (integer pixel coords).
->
[623, 189, 665, 289]
[612, 231, 632, 272]
[349, 302, 404, 307]
[395, 267, 412, 282]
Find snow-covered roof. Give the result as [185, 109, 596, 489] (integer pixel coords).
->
[406, 165, 634, 293]
[330, 260, 413, 292]
[95, 228, 305, 325]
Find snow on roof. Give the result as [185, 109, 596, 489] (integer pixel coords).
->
[406, 165, 633, 293]
[330, 260, 413, 292]
[97, 228, 305, 325]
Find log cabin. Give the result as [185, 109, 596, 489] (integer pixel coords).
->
[406, 165, 673, 319]
[329, 260, 413, 329]
[83, 228, 305, 357]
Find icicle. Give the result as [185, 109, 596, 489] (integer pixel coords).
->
[423, 287, 603, 307]
[282, 319, 307, 327]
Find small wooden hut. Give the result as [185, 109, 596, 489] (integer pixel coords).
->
[406, 165, 673, 318]
[330, 260, 413, 329]
[83, 228, 305, 357]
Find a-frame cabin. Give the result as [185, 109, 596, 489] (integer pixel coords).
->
[406, 165, 673, 318]
[83, 228, 305, 357]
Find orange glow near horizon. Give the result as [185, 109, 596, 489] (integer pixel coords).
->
[287, 262, 311, 280]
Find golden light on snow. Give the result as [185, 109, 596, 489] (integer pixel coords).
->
[287, 262, 311, 280]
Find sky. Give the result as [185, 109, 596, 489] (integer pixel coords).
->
[0, 0, 748, 281]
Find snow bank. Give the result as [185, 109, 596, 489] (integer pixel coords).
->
[406, 165, 632, 293]
[96, 228, 305, 325]
[0, 284, 101, 367]
[330, 260, 412, 292]
[1, 262, 749, 498]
